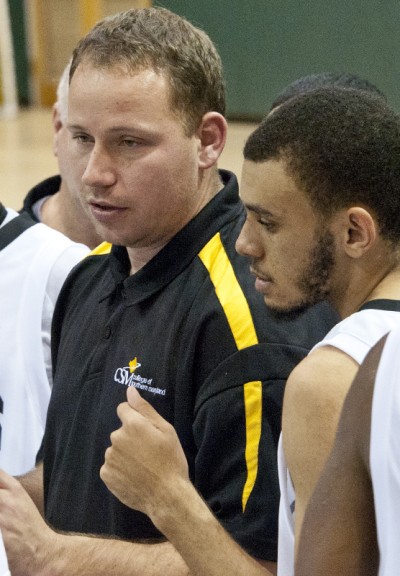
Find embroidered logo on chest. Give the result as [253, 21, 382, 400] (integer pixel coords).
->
[114, 357, 166, 396]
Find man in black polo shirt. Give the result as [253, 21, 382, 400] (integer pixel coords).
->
[0, 7, 336, 575]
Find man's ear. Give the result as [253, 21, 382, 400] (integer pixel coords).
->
[196, 112, 227, 169]
[342, 207, 378, 258]
[52, 103, 63, 157]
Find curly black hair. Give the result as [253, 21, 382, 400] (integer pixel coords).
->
[270, 72, 386, 110]
[244, 87, 400, 244]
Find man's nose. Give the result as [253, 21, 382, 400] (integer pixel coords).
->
[82, 146, 116, 188]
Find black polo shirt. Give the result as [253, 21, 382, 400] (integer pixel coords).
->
[43, 170, 337, 561]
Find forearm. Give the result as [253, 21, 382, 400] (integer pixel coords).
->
[100, 388, 276, 576]
[16, 462, 44, 514]
[150, 476, 276, 576]
[0, 470, 188, 576]
[38, 533, 190, 576]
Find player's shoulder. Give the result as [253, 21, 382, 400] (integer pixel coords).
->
[284, 345, 360, 415]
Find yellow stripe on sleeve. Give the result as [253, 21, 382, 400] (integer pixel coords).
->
[243, 381, 263, 511]
[199, 232, 263, 511]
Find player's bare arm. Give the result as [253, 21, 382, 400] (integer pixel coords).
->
[294, 337, 386, 575]
[282, 346, 359, 553]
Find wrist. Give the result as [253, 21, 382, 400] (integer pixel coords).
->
[150, 476, 213, 538]
[36, 531, 66, 576]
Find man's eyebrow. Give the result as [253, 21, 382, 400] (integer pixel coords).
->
[242, 202, 274, 217]
[67, 123, 87, 131]
[66, 124, 153, 135]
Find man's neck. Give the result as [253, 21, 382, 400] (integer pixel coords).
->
[127, 245, 167, 276]
[335, 263, 400, 319]
[360, 266, 400, 305]
[41, 188, 102, 249]
[127, 168, 224, 275]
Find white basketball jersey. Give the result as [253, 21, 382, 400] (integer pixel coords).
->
[277, 306, 400, 576]
[370, 326, 400, 576]
[0, 208, 88, 475]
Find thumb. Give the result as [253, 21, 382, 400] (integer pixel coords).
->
[126, 386, 166, 428]
[0, 468, 16, 489]
[126, 385, 145, 408]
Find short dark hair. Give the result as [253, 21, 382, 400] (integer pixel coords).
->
[245, 87, 400, 244]
[70, 7, 226, 135]
[270, 72, 386, 110]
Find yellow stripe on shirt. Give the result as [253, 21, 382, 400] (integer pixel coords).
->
[199, 232, 263, 511]
[198, 233, 258, 349]
[243, 381, 263, 510]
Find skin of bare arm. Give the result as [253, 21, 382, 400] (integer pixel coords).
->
[295, 337, 386, 575]
[100, 387, 276, 576]
[281, 346, 359, 556]
[0, 468, 191, 576]
[16, 462, 44, 515]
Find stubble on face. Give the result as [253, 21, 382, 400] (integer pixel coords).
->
[267, 228, 336, 321]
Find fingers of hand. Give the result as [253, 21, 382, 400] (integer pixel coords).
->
[102, 394, 189, 513]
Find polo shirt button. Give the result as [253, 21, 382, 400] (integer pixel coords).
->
[104, 326, 111, 339]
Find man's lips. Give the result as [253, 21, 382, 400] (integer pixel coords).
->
[88, 201, 127, 222]
[250, 267, 273, 293]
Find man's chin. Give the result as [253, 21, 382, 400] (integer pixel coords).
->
[264, 300, 311, 322]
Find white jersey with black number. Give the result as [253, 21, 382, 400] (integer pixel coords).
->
[277, 305, 400, 576]
[370, 325, 400, 576]
[0, 208, 89, 475]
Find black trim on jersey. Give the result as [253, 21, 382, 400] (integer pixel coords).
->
[21, 175, 61, 221]
[0, 204, 6, 226]
[0, 211, 37, 251]
[358, 299, 400, 313]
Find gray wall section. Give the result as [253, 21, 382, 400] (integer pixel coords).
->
[154, 0, 400, 120]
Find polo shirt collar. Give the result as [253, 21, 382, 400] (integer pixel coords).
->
[104, 170, 240, 303]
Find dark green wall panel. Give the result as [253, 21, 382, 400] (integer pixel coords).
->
[7, 0, 30, 105]
[154, 1, 400, 119]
